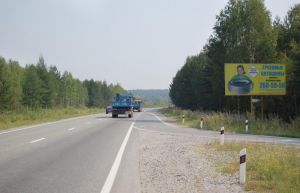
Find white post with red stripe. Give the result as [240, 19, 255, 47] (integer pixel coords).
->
[240, 148, 247, 184]
[200, 117, 203, 129]
[220, 126, 225, 145]
[245, 119, 248, 132]
[182, 115, 185, 124]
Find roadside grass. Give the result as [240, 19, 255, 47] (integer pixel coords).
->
[201, 142, 300, 193]
[0, 107, 103, 131]
[160, 107, 300, 138]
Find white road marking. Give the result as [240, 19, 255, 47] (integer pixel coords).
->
[148, 113, 176, 127]
[68, 128, 75, 131]
[134, 126, 217, 139]
[87, 122, 91, 125]
[134, 127, 300, 146]
[30, 138, 45, 144]
[281, 139, 294, 142]
[0, 113, 104, 136]
[100, 122, 135, 193]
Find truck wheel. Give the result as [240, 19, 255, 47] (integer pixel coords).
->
[128, 114, 132, 118]
[112, 114, 118, 118]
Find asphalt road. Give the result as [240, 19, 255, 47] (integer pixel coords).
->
[0, 112, 141, 193]
[0, 108, 299, 193]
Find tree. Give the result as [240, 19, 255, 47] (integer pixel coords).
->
[0, 58, 23, 111]
[48, 66, 61, 106]
[0, 55, 124, 111]
[22, 65, 42, 108]
[7, 60, 23, 110]
[110, 83, 125, 96]
[0, 57, 12, 110]
[169, 53, 212, 110]
[206, 0, 276, 111]
[283, 4, 300, 116]
[36, 56, 57, 108]
[169, 0, 288, 116]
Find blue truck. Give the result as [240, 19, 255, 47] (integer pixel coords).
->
[111, 94, 134, 118]
[133, 98, 142, 112]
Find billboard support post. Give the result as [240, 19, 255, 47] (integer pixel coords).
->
[250, 96, 253, 115]
[261, 96, 264, 120]
[238, 96, 240, 116]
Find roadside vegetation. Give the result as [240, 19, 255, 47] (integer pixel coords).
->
[0, 107, 102, 131]
[199, 142, 300, 193]
[0, 56, 124, 110]
[169, 1, 300, 123]
[167, 2, 300, 190]
[161, 107, 300, 138]
[0, 56, 124, 130]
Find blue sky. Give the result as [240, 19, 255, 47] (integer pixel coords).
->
[1, 0, 299, 89]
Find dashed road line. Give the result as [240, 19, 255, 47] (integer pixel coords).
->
[68, 128, 75, 131]
[30, 138, 45, 144]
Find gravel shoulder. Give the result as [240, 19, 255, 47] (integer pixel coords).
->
[138, 128, 244, 193]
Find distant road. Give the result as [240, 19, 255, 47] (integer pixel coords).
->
[0, 109, 299, 193]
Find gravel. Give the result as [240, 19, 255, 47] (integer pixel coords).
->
[138, 129, 245, 193]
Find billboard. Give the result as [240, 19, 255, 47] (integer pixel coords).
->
[224, 63, 286, 96]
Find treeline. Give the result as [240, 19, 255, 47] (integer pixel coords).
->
[0, 56, 124, 111]
[170, 0, 300, 120]
[128, 89, 170, 107]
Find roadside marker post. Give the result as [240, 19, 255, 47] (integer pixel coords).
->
[200, 117, 203, 129]
[240, 148, 247, 185]
[245, 119, 248, 132]
[220, 126, 225, 145]
[182, 115, 185, 124]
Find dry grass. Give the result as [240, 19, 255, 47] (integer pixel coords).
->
[0, 107, 103, 130]
[205, 142, 300, 193]
[160, 107, 300, 138]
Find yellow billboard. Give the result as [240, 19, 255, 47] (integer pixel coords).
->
[224, 63, 286, 96]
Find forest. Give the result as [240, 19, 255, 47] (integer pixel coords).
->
[128, 89, 170, 107]
[169, 0, 300, 121]
[0, 56, 124, 111]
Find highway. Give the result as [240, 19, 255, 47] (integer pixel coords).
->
[0, 112, 140, 193]
[0, 109, 299, 193]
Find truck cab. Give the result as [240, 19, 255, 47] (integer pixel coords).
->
[133, 98, 142, 112]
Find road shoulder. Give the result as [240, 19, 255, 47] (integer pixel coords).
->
[138, 129, 243, 193]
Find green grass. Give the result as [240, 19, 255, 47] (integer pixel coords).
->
[201, 142, 300, 193]
[160, 107, 300, 138]
[0, 107, 103, 131]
